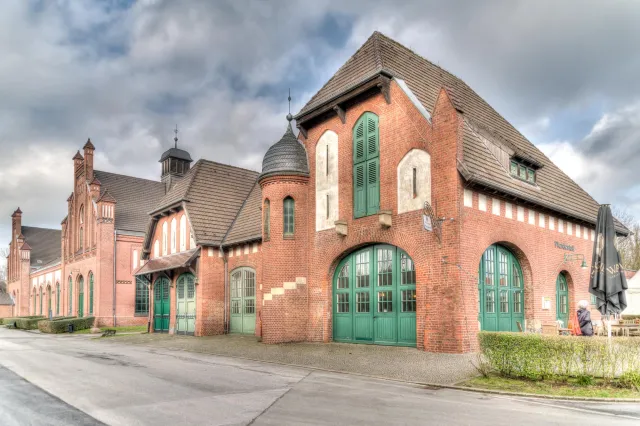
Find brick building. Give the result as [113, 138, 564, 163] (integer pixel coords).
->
[6, 32, 628, 352]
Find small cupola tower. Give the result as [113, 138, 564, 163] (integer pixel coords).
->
[160, 126, 193, 193]
[258, 94, 310, 344]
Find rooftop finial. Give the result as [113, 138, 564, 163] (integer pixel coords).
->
[286, 89, 292, 122]
[174, 124, 179, 149]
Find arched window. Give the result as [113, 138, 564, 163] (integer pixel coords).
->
[78, 276, 84, 318]
[79, 227, 84, 251]
[56, 283, 60, 316]
[68, 276, 73, 315]
[89, 273, 94, 315]
[283, 197, 294, 237]
[39, 286, 43, 315]
[180, 215, 187, 251]
[171, 218, 177, 254]
[353, 112, 380, 218]
[154, 240, 160, 258]
[162, 222, 168, 256]
[263, 199, 270, 241]
[135, 277, 149, 315]
[79, 205, 84, 251]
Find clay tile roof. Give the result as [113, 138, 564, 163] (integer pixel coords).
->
[0, 292, 13, 306]
[297, 31, 627, 234]
[72, 150, 83, 160]
[94, 170, 165, 234]
[97, 189, 117, 204]
[223, 182, 262, 246]
[83, 138, 95, 150]
[21, 226, 61, 268]
[151, 160, 259, 246]
[134, 248, 200, 276]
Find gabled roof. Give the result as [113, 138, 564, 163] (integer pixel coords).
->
[223, 182, 262, 246]
[298, 31, 625, 233]
[151, 160, 259, 245]
[21, 226, 61, 268]
[94, 170, 165, 234]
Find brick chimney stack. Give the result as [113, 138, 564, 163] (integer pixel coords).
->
[83, 138, 95, 182]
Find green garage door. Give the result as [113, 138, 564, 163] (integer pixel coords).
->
[333, 245, 417, 347]
[478, 244, 524, 332]
[154, 277, 170, 332]
[230, 268, 256, 334]
[176, 273, 196, 335]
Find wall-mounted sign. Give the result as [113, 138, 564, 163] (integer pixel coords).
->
[554, 241, 574, 251]
[423, 214, 432, 232]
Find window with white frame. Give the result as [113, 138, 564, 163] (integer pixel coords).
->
[180, 215, 186, 252]
[171, 218, 177, 254]
[162, 222, 168, 256]
[154, 240, 160, 258]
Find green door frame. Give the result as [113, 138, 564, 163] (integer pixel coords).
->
[229, 267, 256, 334]
[556, 273, 569, 326]
[78, 276, 84, 318]
[153, 277, 170, 332]
[333, 245, 417, 347]
[478, 244, 524, 332]
[176, 273, 196, 335]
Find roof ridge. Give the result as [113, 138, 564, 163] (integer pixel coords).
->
[197, 159, 260, 174]
[21, 225, 61, 232]
[182, 161, 204, 202]
[94, 169, 162, 185]
[221, 180, 259, 245]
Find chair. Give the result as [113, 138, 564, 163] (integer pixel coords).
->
[517, 321, 523, 332]
[542, 323, 559, 335]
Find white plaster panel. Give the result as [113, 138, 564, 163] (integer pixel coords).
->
[549, 217, 555, 230]
[517, 206, 525, 222]
[45, 273, 52, 284]
[576, 225, 581, 238]
[252, 243, 258, 253]
[478, 194, 487, 212]
[591, 229, 595, 241]
[464, 189, 473, 207]
[528, 209, 535, 225]
[271, 287, 285, 296]
[207, 247, 214, 257]
[538, 214, 545, 228]
[584, 228, 589, 240]
[559, 219, 564, 233]
[283, 282, 296, 290]
[244, 245, 249, 255]
[505, 203, 512, 219]
[54, 270, 61, 283]
[492, 199, 500, 216]
[316, 130, 339, 231]
[397, 149, 432, 214]
[236, 246, 241, 256]
[567, 222, 573, 235]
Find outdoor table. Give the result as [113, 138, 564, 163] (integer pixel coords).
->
[609, 324, 640, 337]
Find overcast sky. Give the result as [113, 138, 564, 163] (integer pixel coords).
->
[1, 0, 640, 250]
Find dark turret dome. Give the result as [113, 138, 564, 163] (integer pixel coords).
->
[159, 147, 193, 163]
[260, 120, 309, 180]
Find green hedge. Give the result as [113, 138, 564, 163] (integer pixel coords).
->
[2, 315, 45, 326]
[12, 316, 46, 330]
[478, 332, 640, 381]
[38, 317, 95, 334]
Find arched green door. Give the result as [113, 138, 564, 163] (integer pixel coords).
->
[47, 287, 51, 316]
[153, 277, 170, 332]
[68, 278, 73, 316]
[39, 287, 43, 315]
[176, 273, 196, 335]
[556, 273, 569, 326]
[478, 245, 524, 332]
[229, 268, 256, 334]
[333, 245, 416, 347]
[56, 284, 60, 316]
[78, 276, 84, 318]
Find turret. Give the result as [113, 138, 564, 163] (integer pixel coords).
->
[83, 138, 95, 182]
[160, 127, 192, 193]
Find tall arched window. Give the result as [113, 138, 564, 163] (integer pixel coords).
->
[263, 199, 270, 241]
[68, 277, 73, 315]
[79, 227, 84, 251]
[353, 112, 380, 218]
[180, 215, 187, 251]
[33, 288, 36, 315]
[283, 197, 295, 237]
[39, 286, 43, 315]
[79, 205, 84, 251]
[56, 283, 60, 316]
[89, 273, 94, 315]
[154, 240, 160, 258]
[171, 218, 177, 254]
[162, 222, 168, 256]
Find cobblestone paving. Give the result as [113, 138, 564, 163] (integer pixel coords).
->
[99, 334, 478, 385]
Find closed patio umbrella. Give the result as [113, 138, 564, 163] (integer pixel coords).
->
[589, 204, 628, 342]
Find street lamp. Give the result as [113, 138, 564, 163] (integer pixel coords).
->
[563, 253, 588, 270]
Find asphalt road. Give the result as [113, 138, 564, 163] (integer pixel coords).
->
[0, 328, 639, 426]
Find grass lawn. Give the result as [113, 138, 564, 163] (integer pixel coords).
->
[74, 325, 148, 335]
[461, 375, 640, 399]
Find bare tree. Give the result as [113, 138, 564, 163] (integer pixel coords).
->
[0, 247, 8, 284]
[613, 207, 640, 271]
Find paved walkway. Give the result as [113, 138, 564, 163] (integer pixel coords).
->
[99, 333, 478, 385]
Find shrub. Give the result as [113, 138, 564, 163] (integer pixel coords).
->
[576, 375, 595, 386]
[38, 317, 95, 334]
[618, 371, 640, 390]
[478, 332, 640, 381]
[13, 316, 46, 330]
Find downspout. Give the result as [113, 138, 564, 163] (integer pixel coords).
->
[113, 230, 117, 327]
[221, 245, 228, 334]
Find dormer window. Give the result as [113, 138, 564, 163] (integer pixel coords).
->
[510, 160, 536, 184]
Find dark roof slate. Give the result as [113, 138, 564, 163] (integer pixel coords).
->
[0, 292, 13, 306]
[159, 147, 193, 163]
[21, 226, 61, 268]
[94, 170, 165, 233]
[260, 122, 309, 179]
[223, 182, 262, 246]
[297, 31, 624, 232]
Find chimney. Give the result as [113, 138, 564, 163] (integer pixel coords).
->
[72, 150, 84, 175]
[83, 138, 95, 182]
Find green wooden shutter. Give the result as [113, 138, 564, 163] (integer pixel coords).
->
[354, 163, 366, 218]
[354, 120, 365, 164]
[366, 158, 380, 215]
[365, 113, 378, 159]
